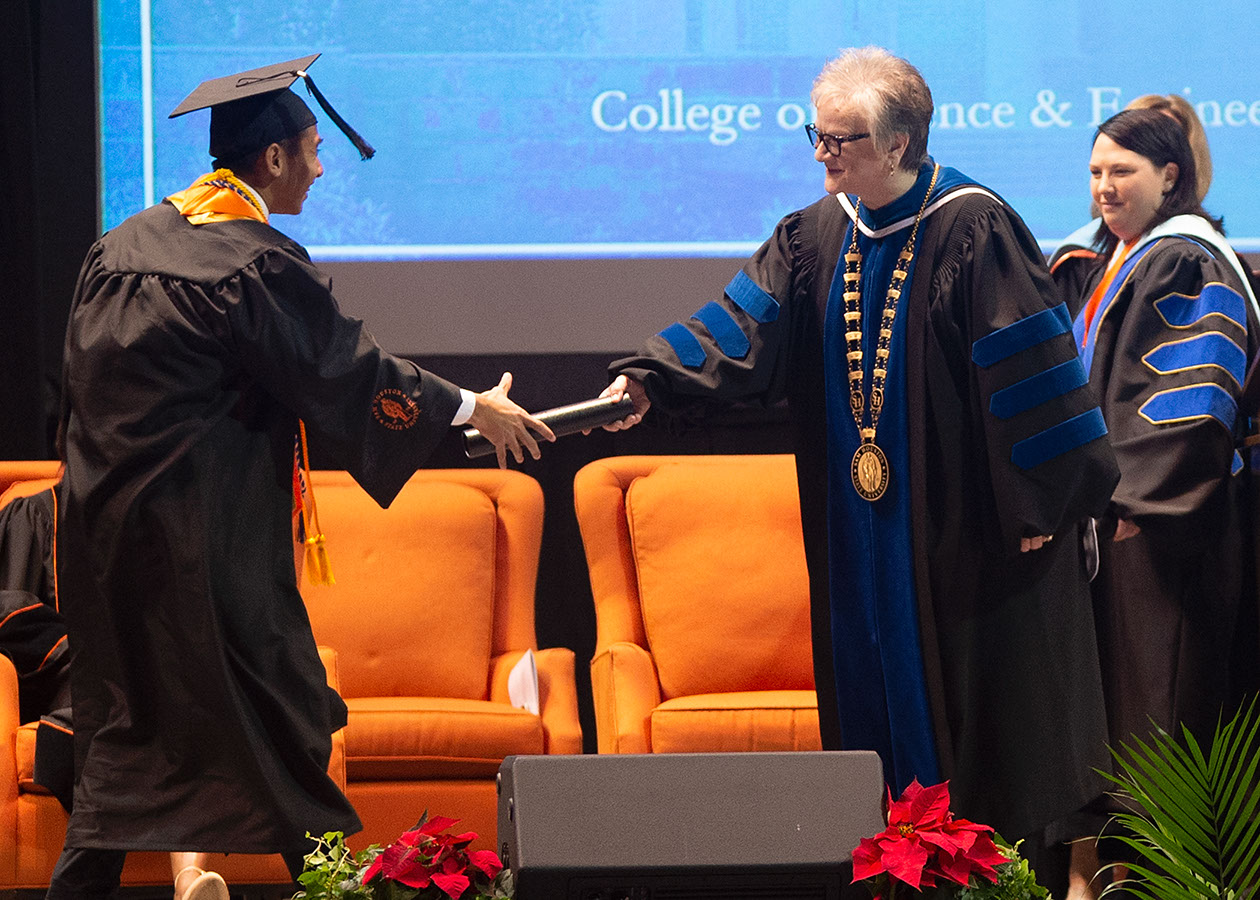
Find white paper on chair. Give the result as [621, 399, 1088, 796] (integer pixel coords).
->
[508, 648, 540, 715]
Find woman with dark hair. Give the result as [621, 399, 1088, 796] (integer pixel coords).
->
[1049, 95, 1215, 317]
[1062, 106, 1260, 900]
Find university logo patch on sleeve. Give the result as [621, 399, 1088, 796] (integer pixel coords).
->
[373, 389, 419, 430]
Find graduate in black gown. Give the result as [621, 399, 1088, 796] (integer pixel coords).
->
[1056, 108, 1260, 900]
[48, 56, 553, 899]
[1, 480, 251, 900]
[601, 46, 1120, 843]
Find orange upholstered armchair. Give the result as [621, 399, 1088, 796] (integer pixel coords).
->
[573, 454, 822, 755]
[300, 469, 581, 852]
[1, 460, 346, 893]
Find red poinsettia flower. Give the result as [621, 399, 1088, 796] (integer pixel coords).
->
[467, 849, 504, 879]
[432, 870, 472, 898]
[852, 780, 1008, 892]
[360, 839, 431, 888]
[359, 814, 508, 899]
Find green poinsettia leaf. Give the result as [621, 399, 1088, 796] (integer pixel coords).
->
[291, 831, 383, 900]
[492, 868, 516, 898]
[956, 857, 1049, 900]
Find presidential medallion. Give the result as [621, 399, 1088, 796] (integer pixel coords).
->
[851, 442, 889, 501]
[840, 165, 937, 506]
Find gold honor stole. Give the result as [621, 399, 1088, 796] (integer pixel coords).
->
[166, 169, 268, 224]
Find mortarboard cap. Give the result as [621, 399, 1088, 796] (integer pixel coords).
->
[169, 54, 375, 162]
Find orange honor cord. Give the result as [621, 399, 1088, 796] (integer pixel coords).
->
[298, 420, 335, 586]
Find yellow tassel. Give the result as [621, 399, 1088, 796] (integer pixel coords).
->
[297, 419, 335, 586]
[305, 534, 336, 586]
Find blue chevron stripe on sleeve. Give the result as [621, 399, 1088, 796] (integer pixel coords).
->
[1154, 282, 1247, 331]
[990, 358, 1090, 420]
[1138, 383, 1237, 430]
[692, 301, 751, 360]
[725, 270, 780, 323]
[1010, 408, 1109, 469]
[972, 303, 1073, 368]
[1142, 332, 1247, 387]
[659, 322, 706, 369]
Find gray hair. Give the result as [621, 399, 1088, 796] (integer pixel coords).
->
[811, 46, 933, 172]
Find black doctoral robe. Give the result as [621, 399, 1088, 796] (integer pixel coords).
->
[57, 200, 464, 853]
[613, 173, 1120, 840]
[1070, 222, 1260, 763]
[1048, 220, 1104, 319]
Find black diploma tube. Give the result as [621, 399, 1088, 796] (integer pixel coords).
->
[462, 394, 636, 459]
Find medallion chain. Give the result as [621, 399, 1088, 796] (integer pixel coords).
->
[843, 164, 940, 501]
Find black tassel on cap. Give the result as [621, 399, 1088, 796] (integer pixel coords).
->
[169, 55, 377, 162]
[300, 72, 376, 160]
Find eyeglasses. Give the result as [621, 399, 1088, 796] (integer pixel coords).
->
[804, 124, 870, 156]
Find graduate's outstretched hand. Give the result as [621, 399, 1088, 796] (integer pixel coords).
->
[467, 372, 555, 469]
[593, 374, 650, 432]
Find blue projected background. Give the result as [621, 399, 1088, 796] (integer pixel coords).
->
[100, 0, 1260, 260]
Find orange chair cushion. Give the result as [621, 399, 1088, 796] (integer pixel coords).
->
[0, 461, 60, 502]
[303, 480, 498, 700]
[0, 477, 59, 508]
[343, 697, 544, 780]
[649, 690, 822, 753]
[624, 459, 813, 699]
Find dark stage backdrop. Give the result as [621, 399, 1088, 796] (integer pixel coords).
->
[0, 0, 99, 460]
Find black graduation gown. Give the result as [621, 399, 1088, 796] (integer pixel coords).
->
[0, 486, 76, 807]
[57, 200, 464, 853]
[0, 487, 68, 724]
[1074, 231, 1260, 758]
[613, 181, 1120, 840]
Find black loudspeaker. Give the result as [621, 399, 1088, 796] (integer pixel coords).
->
[497, 751, 885, 900]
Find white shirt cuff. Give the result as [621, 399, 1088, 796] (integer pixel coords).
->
[451, 389, 477, 426]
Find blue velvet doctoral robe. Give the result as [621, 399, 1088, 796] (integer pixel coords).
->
[820, 166, 980, 792]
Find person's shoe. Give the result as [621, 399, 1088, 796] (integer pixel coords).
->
[177, 867, 230, 900]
